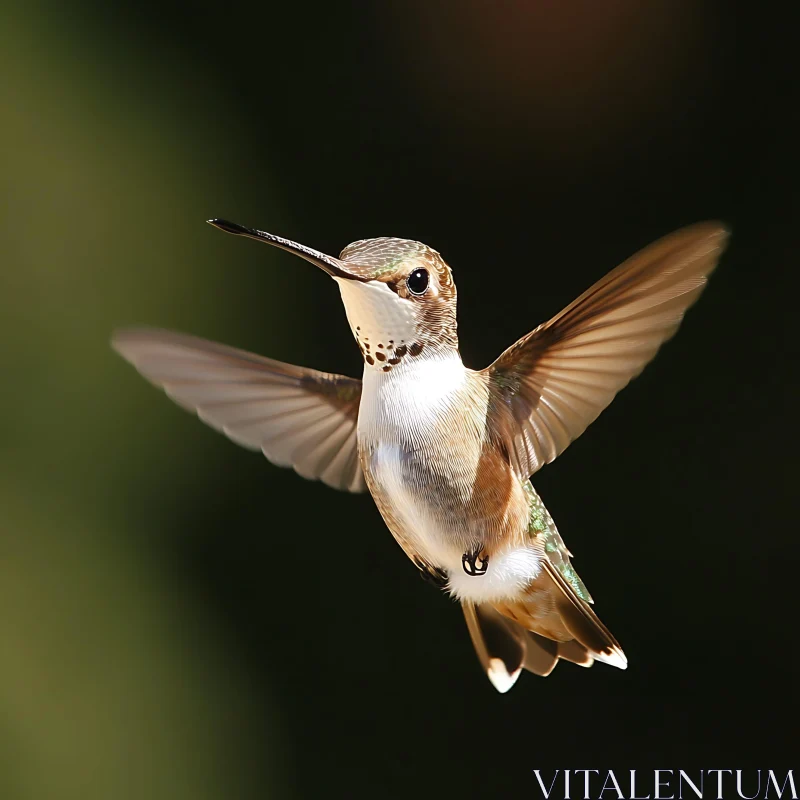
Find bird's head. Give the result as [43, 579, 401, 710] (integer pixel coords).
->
[209, 219, 459, 371]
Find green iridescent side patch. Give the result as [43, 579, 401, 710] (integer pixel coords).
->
[523, 482, 593, 603]
[523, 481, 552, 536]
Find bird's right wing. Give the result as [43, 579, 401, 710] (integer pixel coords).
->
[112, 328, 366, 493]
[483, 223, 729, 480]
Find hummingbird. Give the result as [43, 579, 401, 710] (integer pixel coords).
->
[113, 219, 728, 692]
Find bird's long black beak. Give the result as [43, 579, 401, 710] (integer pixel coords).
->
[207, 219, 366, 281]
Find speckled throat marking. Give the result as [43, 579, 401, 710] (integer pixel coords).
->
[334, 278, 422, 372]
[355, 336, 425, 372]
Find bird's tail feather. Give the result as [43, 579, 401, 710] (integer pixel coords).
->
[463, 584, 625, 693]
[463, 603, 596, 693]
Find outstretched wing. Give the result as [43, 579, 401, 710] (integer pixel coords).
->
[484, 223, 729, 480]
[113, 328, 366, 493]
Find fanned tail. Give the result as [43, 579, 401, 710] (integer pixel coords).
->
[463, 603, 597, 693]
[463, 560, 626, 692]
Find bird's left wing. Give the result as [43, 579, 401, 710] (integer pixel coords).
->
[483, 223, 729, 480]
[113, 328, 366, 493]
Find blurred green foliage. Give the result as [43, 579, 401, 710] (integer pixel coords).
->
[0, 7, 288, 798]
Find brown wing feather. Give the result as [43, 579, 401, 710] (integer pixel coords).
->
[112, 328, 366, 492]
[485, 223, 729, 479]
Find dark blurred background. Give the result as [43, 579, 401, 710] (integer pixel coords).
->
[1, 1, 797, 798]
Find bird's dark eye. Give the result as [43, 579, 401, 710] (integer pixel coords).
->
[406, 268, 429, 296]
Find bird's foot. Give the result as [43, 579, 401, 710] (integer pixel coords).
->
[462, 547, 489, 576]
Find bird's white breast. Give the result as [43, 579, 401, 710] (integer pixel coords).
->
[358, 353, 542, 602]
[359, 352, 476, 558]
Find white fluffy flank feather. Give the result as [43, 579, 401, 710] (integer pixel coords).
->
[446, 544, 542, 604]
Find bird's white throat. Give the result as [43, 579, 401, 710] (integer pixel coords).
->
[335, 278, 417, 354]
[357, 350, 468, 449]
